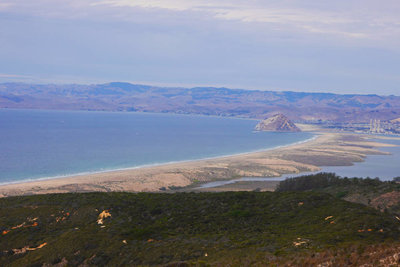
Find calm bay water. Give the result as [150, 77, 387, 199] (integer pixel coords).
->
[198, 136, 400, 189]
[322, 137, 400, 181]
[0, 109, 313, 184]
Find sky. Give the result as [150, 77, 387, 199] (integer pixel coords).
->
[0, 0, 399, 95]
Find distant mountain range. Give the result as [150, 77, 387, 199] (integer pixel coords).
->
[1, 82, 399, 123]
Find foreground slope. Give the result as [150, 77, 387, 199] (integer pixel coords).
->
[277, 173, 400, 218]
[1, 189, 400, 266]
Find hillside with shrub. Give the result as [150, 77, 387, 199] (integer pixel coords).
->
[2, 182, 400, 266]
[277, 173, 400, 216]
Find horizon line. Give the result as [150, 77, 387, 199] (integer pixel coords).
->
[1, 80, 398, 98]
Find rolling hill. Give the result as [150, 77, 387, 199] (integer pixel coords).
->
[1, 82, 400, 123]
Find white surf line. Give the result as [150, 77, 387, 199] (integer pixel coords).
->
[0, 134, 318, 186]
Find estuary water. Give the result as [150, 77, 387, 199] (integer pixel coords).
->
[0, 109, 313, 184]
[322, 137, 400, 181]
[198, 136, 400, 189]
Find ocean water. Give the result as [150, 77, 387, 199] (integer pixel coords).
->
[0, 109, 313, 184]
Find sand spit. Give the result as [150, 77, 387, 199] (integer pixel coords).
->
[0, 130, 396, 197]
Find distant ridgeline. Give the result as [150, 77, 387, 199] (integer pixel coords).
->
[1, 82, 400, 123]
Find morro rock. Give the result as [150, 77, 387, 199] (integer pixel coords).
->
[255, 114, 301, 132]
[390, 118, 400, 124]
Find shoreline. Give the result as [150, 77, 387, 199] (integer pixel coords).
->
[0, 128, 396, 197]
[0, 134, 317, 187]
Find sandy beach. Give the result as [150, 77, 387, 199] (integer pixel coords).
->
[0, 125, 396, 197]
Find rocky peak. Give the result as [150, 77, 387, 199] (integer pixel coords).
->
[390, 118, 400, 124]
[255, 114, 301, 132]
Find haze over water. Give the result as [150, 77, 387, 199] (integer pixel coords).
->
[0, 109, 313, 184]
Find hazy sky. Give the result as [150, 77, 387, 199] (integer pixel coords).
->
[0, 0, 399, 95]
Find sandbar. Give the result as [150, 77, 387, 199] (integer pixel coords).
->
[0, 126, 396, 197]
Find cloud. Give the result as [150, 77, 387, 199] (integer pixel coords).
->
[0, 73, 32, 78]
[2, 0, 399, 42]
[94, 0, 354, 25]
[1, 0, 400, 94]
[93, 0, 205, 11]
[0, 3, 12, 9]
[89, 0, 400, 41]
[0, 73, 35, 83]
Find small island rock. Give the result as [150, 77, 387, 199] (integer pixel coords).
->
[390, 118, 400, 124]
[255, 114, 301, 132]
